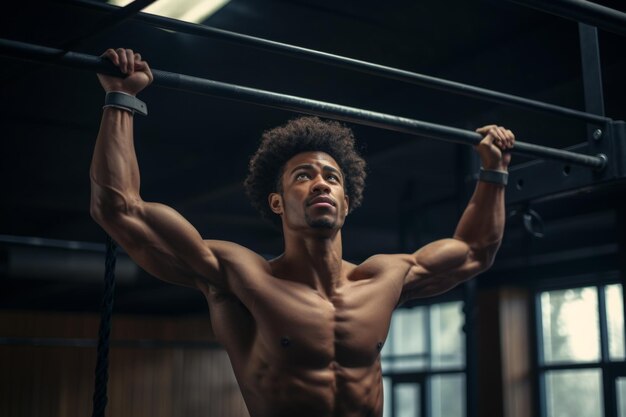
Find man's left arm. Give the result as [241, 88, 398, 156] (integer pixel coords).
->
[400, 125, 515, 300]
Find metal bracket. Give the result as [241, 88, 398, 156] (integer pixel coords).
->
[507, 120, 625, 205]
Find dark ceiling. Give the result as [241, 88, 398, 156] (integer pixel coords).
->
[1, 0, 625, 314]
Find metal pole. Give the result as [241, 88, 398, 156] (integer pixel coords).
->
[61, 0, 158, 52]
[578, 23, 605, 117]
[0, 38, 608, 170]
[59, 0, 609, 125]
[507, 0, 626, 38]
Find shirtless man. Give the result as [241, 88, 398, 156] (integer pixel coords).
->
[90, 48, 515, 417]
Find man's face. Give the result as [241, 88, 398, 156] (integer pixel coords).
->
[269, 151, 349, 232]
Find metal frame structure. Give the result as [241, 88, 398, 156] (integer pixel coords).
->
[0, 39, 616, 174]
[503, 0, 626, 206]
[61, 0, 608, 124]
[506, 0, 626, 38]
[3, 2, 625, 208]
[4, 35, 624, 208]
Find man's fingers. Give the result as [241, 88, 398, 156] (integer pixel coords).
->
[476, 124, 497, 135]
[101, 49, 149, 75]
[499, 127, 513, 149]
[475, 124, 516, 149]
[506, 129, 516, 148]
[101, 48, 119, 66]
[116, 48, 128, 73]
[134, 60, 154, 84]
[496, 127, 508, 147]
[489, 126, 516, 151]
[125, 49, 135, 74]
[489, 127, 502, 145]
[475, 124, 515, 169]
[142, 61, 154, 84]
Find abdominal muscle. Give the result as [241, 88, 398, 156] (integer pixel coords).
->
[238, 352, 384, 417]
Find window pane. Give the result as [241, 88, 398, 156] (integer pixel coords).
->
[394, 383, 420, 417]
[393, 308, 427, 355]
[383, 377, 392, 417]
[544, 369, 603, 417]
[383, 307, 428, 371]
[606, 284, 625, 361]
[430, 374, 465, 417]
[540, 287, 600, 364]
[617, 377, 626, 417]
[431, 301, 465, 369]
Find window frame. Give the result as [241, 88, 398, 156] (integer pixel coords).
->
[532, 271, 626, 417]
[382, 286, 469, 417]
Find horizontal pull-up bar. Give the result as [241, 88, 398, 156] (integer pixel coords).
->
[60, 0, 609, 125]
[0, 38, 607, 170]
[507, 0, 626, 38]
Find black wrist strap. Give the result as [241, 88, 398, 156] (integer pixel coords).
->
[103, 91, 148, 116]
[478, 167, 508, 186]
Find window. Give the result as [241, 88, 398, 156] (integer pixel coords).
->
[382, 301, 466, 417]
[536, 282, 626, 417]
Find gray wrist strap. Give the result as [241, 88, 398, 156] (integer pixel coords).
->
[478, 167, 508, 186]
[103, 91, 148, 116]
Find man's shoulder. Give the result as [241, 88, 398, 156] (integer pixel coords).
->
[203, 239, 271, 271]
[352, 253, 415, 276]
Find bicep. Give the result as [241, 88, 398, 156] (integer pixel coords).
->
[95, 200, 223, 289]
[402, 238, 488, 299]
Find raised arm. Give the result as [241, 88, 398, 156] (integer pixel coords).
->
[89, 48, 223, 290]
[400, 125, 514, 300]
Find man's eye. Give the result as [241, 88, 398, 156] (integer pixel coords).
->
[327, 174, 339, 182]
[296, 173, 310, 180]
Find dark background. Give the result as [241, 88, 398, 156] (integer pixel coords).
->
[1, 0, 625, 313]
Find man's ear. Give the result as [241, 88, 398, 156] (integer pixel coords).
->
[269, 193, 283, 215]
[344, 195, 350, 216]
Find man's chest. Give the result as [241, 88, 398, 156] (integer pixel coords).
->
[245, 278, 399, 367]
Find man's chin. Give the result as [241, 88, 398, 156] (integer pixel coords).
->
[305, 214, 338, 230]
[308, 219, 336, 229]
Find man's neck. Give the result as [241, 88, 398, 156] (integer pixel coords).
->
[278, 228, 344, 297]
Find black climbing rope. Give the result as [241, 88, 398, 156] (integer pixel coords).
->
[91, 235, 117, 417]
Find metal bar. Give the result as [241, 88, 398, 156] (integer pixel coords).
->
[0, 234, 105, 252]
[578, 22, 608, 172]
[60, 0, 610, 125]
[508, 143, 599, 204]
[597, 284, 615, 417]
[534, 291, 548, 417]
[0, 337, 221, 349]
[578, 23, 605, 117]
[464, 281, 478, 417]
[0, 38, 608, 170]
[507, 0, 626, 38]
[382, 368, 464, 378]
[612, 121, 626, 177]
[0, 0, 157, 90]
[61, 0, 158, 52]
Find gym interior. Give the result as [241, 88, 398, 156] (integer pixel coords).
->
[1, 0, 625, 416]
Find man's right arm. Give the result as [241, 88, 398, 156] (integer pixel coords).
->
[90, 48, 224, 290]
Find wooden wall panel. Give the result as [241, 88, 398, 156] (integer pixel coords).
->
[499, 288, 532, 417]
[0, 311, 249, 417]
[476, 288, 532, 417]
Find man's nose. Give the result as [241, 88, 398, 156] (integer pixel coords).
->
[311, 176, 331, 193]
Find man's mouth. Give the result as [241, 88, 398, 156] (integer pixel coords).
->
[307, 196, 336, 207]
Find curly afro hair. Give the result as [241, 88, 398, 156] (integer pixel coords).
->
[244, 116, 367, 226]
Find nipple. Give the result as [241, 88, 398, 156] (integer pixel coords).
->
[280, 336, 291, 348]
